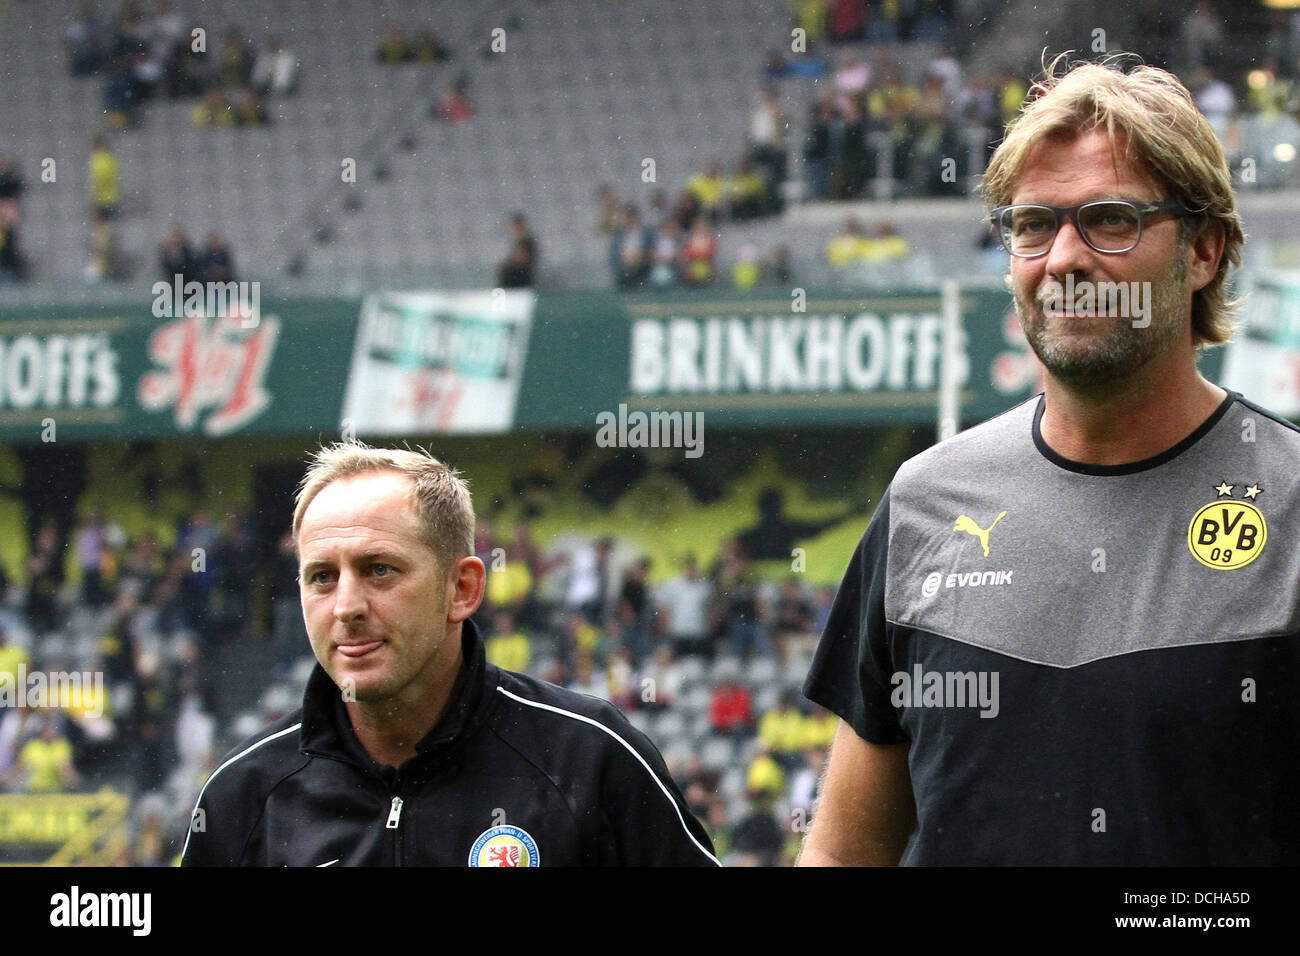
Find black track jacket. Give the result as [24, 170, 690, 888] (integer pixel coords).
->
[182, 620, 719, 866]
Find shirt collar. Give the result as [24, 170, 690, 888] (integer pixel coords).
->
[298, 616, 492, 768]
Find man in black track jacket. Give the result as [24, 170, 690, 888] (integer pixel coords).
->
[182, 442, 718, 867]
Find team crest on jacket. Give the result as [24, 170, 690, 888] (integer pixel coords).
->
[1187, 483, 1267, 570]
[469, 825, 540, 867]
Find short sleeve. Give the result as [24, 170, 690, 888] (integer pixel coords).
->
[803, 485, 907, 745]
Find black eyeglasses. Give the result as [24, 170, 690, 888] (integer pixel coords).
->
[989, 199, 1201, 258]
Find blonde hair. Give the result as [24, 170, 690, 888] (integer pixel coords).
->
[982, 52, 1245, 345]
[293, 442, 474, 570]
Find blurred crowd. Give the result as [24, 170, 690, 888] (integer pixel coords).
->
[0, 500, 841, 865]
[64, 1, 297, 130]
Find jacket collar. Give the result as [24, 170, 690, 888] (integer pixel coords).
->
[298, 616, 493, 770]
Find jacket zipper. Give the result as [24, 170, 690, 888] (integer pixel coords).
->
[387, 790, 404, 866]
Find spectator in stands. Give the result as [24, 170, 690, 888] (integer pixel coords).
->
[65, 4, 106, 76]
[102, 56, 141, 129]
[670, 189, 700, 232]
[909, 73, 961, 197]
[789, 746, 826, 821]
[177, 509, 219, 640]
[483, 531, 533, 622]
[955, 71, 997, 143]
[496, 212, 537, 288]
[0, 708, 26, 792]
[564, 536, 613, 625]
[727, 156, 769, 221]
[749, 85, 789, 197]
[802, 96, 834, 200]
[84, 209, 127, 282]
[252, 37, 299, 96]
[732, 243, 761, 290]
[0, 154, 24, 227]
[826, 216, 869, 270]
[656, 553, 713, 658]
[1265, 9, 1300, 78]
[1180, 0, 1224, 74]
[119, 532, 163, 605]
[644, 190, 670, 232]
[833, 51, 871, 100]
[867, 66, 920, 192]
[595, 183, 621, 235]
[213, 512, 256, 638]
[89, 136, 120, 219]
[610, 204, 653, 289]
[218, 30, 255, 88]
[788, 0, 828, 47]
[159, 226, 196, 283]
[269, 531, 304, 676]
[927, 45, 963, 104]
[866, 0, 902, 42]
[0, 221, 23, 283]
[909, 0, 950, 42]
[74, 511, 108, 607]
[729, 792, 785, 866]
[191, 88, 234, 126]
[995, 68, 1027, 131]
[163, 29, 206, 98]
[638, 644, 681, 710]
[198, 232, 235, 283]
[0, 626, 28, 690]
[812, 583, 835, 633]
[868, 221, 909, 262]
[758, 690, 808, 771]
[714, 538, 770, 659]
[614, 556, 653, 663]
[767, 245, 792, 286]
[746, 743, 786, 799]
[232, 87, 269, 126]
[5, 715, 83, 793]
[762, 49, 789, 82]
[413, 28, 452, 62]
[567, 650, 609, 700]
[828, 97, 868, 200]
[828, 0, 867, 43]
[686, 162, 727, 224]
[771, 577, 815, 661]
[485, 610, 531, 674]
[680, 216, 717, 286]
[127, 657, 174, 791]
[1191, 66, 1236, 144]
[24, 522, 63, 636]
[710, 675, 754, 737]
[376, 27, 412, 64]
[649, 219, 682, 288]
[434, 84, 473, 123]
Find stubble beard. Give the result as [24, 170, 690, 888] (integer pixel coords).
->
[1012, 251, 1189, 388]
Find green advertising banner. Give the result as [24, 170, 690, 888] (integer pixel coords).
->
[518, 287, 1044, 429]
[0, 286, 1230, 439]
[0, 298, 359, 440]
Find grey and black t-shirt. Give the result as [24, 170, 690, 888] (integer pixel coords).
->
[805, 390, 1300, 865]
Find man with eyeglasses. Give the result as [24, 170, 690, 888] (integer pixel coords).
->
[800, 55, 1300, 865]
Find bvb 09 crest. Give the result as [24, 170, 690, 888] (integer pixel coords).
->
[1187, 484, 1267, 570]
